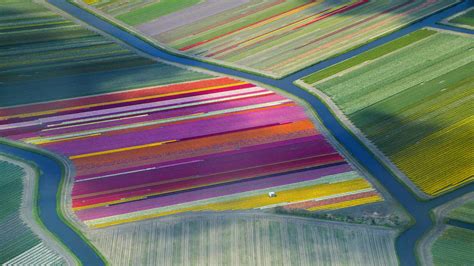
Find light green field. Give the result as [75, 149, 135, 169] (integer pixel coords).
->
[302, 29, 474, 196]
[87, 214, 398, 265]
[0, 159, 65, 265]
[431, 226, 474, 266]
[85, 0, 456, 77]
[447, 8, 474, 28]
[447, 200, 474, 224]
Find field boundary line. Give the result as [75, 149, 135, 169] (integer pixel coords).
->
[0, 138, 109, 265]
[0, 153, 78, 266]
[294, 80, 430, 200]
[416, 191, 474, 265]
[439, 6, 474, 30]
[64, 0, 281, 79]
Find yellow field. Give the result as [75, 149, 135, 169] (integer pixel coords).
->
[308, 195, 382, 211]
[392, 117, 474, 195]
[90, 177, 375, 228]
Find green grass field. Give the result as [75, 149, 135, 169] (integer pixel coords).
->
[0, 1, 210, 106]
[0, 159, 65, 264]
[447, 200, 474, 224]
[0, 160, 39, 263]
[448, 8, 474, 28]
[87, 214, 398, 265]
[302, 29, 474, 196]
[431, 226, 474, 266]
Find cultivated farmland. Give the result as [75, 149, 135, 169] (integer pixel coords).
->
[0, 0, 210, 107]
[301, 28, 474, 197]
[417, 192, 474, 266]
[85, 214, 399, 265]
[84, 0, 456, 77]
[444, 7, 474, 29]
[447, 199, 474, 224]
[0, 158, 65, 265]
[0, 1, 384, 229]
[0, 76, 383, 228]
[431, 226, 474, 265]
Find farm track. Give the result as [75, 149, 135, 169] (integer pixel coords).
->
[0, 0, 471, 265]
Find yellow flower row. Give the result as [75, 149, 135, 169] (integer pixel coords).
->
[90, 177, 377, 228]
[393, 116, 474, 195]
[308, 195, 382, 211]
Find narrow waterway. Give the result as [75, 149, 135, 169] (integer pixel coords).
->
[0, 142, 105, 265]
[2, 1, 471, 265]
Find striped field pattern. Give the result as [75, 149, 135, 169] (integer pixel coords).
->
[87, 0, 457, 77]
[0, 77, 382, 228]
[302, 29, 473, 196]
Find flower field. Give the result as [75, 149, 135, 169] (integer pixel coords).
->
[430, 226, 474, 265]
[0, 159, 65, 265]
[0, 76, 382, 228]
[301, 28, 473, 197]
[0, 0, 210, 107]
[84, 0, 455, 77]
[85, 214, 398, 265]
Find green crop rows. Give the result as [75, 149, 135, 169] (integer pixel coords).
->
[87, 215, 398, 265]
[447, 200, 474, 224]
[0, 1, 211, 107]
[303, 29, 474, 196]
[431, 226, 474, 265]
[448, 8, 474, 28]
[85, 0, 456, 77]
[0, 160, 40, 263]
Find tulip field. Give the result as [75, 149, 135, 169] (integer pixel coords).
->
[430, 226, 474, 265]
[302, 28, 474, 196]
[0, 0, 210, 107]
[0, 76, 382, 228]
[85, 214, 398, 265]
[84, 0, 455, 77]
[0, 159, 65, 265]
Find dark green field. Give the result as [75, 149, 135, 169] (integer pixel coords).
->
[302, 29, 474, 196]
[448, 8, 474, 28]
[0, 1, 210, 106]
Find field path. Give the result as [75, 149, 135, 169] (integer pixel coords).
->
[2, 0, 472, 265]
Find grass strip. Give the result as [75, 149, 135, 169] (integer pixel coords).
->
[302, 29, 437, 84]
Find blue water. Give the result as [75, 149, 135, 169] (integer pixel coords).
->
[0, 143, 105, 265]
[0, 0, 468, 265]
[447, 219, 474, 231]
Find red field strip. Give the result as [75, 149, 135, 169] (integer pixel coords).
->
[71, 136, 334, 194]
[270, 0, 420, 70]
[73, 154, 344, 209]
[292, 0, 369, 30]
[72, 153, 343, 201]
[179, 0, 318, 51]
[295, 0, 416, 49]
[72, 119, 317, 176]
[207, 0, 370, 58]
[206, 6, 334, 58]
[165, 0, 286, 42]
